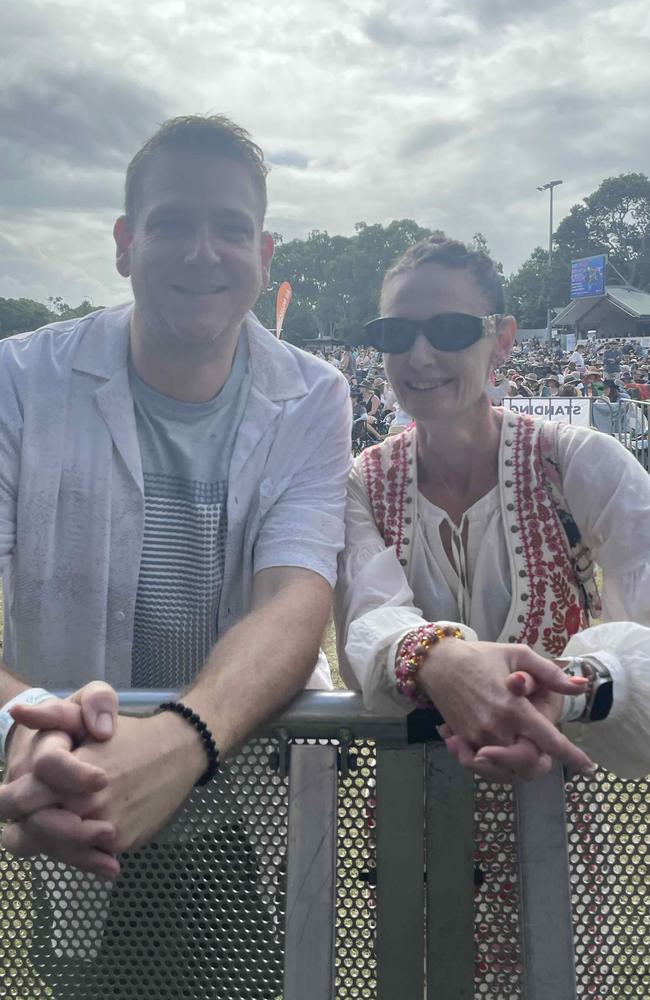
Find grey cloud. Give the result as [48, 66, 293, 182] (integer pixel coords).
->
[268, 150, 310, 170]
[0, 64, 169, 213]
[362, 11, 469, 49]
[1, 66, 168, 168]
[458, 0, 600, 28]
[400, 119, 468, 157]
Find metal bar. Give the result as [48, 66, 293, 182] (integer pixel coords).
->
[376, 746, 425, 1000]
[55, 689, 414, 741]
[283, 743, 338, 1000]
[515, 764, 577, 1000]
[425, 744, 475, 1000]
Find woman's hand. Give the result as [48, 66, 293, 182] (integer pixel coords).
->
[417, 640, 591, 779]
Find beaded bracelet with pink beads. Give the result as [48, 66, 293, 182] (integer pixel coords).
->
[394, 623, 465, 707]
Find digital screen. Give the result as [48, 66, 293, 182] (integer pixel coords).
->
[570, 255, 607, 299]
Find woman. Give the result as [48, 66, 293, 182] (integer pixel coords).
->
[335, 236, 650, 993]
[337, 237, 650, 780]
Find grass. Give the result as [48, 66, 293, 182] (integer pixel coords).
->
[322, 617, 343, 688]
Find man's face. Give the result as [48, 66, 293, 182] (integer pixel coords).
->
[114, 151, 273, 349]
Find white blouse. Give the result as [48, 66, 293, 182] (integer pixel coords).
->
[335, 423, 650, 778]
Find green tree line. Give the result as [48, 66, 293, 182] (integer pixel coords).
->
[0, 296, 100, 340]
[3, 172, 649, 344]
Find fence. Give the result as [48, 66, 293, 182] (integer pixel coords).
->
[0, 690, 647, 999]
[502, 396, 650, 471]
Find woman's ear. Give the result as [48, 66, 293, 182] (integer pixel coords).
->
[492, 315, 517, 367]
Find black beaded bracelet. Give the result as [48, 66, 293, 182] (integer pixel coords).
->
[156, 701, 220, 786]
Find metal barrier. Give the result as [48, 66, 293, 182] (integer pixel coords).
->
[503, 396, 650, 471]
[589, 397, 650, 470]
[0, 690, 648, 999]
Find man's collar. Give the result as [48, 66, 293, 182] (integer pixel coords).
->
[73, 303, 308, 402]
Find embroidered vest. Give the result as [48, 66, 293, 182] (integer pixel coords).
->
[360, 412, 601, 655]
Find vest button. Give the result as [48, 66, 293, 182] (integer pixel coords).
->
[507, 503, 515, 511]
[508, 636, 516, 643]
[519, 570, 526, 578]
[510, 525, 519, 533]
[521, 593, 529, 601]
[399, 558, 408, 566]
[518, 615, 526, 623]
[505, 439, 513, 446]
[404, 517, 412, 525]
[515, 546, 523, 554]
[505, 480, 513, 488]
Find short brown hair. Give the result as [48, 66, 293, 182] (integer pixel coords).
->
[381, 236, 505, 314]
[124, 114, 268, 222]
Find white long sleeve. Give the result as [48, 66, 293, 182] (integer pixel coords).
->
[555, 425, 650, 777]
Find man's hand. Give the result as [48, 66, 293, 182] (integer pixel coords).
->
[418, 640, 593, 779]
[2, 711, 206, 878]
[0, 682, 120, 876]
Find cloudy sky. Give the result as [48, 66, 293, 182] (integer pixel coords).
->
[2, 0, 650, 307]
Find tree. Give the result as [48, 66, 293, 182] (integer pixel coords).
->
[504, 248, 549, 328]
[0, 298, 53, 339]
[505, 173, 650, 327]
[554, 173, 650, 292]
[471, 232, 504, 275]
[0, 297, 103, 340]
[256, 219, 435, 344]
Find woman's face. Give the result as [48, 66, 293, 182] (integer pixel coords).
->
[381, 263, 516, 422]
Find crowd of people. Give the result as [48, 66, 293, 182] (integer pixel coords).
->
[312, 333, 650, 450]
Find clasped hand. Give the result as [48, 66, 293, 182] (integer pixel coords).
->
[416, 639, 594, 783]
[0, 683, 204, 879]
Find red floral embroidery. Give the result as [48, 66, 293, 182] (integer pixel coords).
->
[361, 432, 411, 562]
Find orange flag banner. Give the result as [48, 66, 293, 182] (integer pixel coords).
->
[275, 281, 293, 339]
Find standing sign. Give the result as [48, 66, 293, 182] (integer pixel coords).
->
[275, 282, 293, 339]
[570, 255, 607, 299]
[503, 397, 591, 427]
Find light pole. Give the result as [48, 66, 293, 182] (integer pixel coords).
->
[537, 179, 563, 346]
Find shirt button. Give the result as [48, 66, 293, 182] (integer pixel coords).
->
[115, 611, 126, 622]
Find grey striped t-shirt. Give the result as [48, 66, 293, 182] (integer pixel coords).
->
[129, 336, 251, 688]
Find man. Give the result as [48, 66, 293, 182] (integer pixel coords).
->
[602, 341, 621, 376]
[339, 345, 357, 380]
[569, 345, 585, 370]
[539, 374, 561, 397]
[0, 115, 351, 995]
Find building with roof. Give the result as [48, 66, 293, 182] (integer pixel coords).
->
[554, 285, 650, 338]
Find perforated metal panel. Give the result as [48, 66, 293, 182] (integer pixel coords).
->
[474, 781, 522, 999]
[336, 740, 377, 999]
[1, 744, 648, 999]
[567, 772, 649, 1000]
[1, 739, 288, 1000]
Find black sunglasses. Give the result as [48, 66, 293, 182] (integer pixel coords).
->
[357, 313, 503, 354]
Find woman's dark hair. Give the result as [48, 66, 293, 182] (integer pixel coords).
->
[381, 236, 506, 314]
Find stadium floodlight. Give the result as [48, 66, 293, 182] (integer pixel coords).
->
[537, 180, 564, 343]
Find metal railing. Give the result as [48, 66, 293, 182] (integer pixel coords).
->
[1, 690, 648, 999]
[502, 395, 650, 470]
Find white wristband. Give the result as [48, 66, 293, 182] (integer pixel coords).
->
[0, 688, 57, 761]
